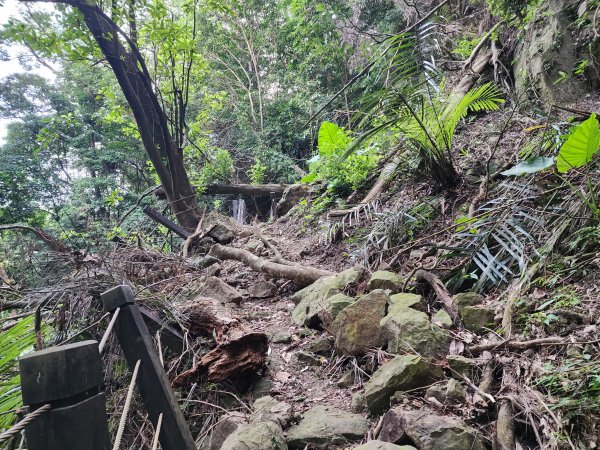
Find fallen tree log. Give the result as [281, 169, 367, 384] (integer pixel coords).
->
[209, 244, 334, 285]
[173, 332, 268, 385]
[0, 224, 70, 253]
[203, 184, 292, 196]
[143, 206, 192, 239]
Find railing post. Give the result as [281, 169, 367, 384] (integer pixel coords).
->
[101, 285, 196, 450]
[19, 340, 110, 450]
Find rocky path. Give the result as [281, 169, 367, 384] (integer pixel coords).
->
[192, 250, 491, 450]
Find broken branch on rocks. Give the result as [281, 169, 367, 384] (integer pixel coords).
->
[414, 269, 464, 329]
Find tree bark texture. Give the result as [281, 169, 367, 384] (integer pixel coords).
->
[22, 0, 201, 230]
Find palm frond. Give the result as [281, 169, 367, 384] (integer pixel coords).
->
[447, 180, 547, 292]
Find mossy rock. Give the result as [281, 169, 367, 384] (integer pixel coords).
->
[291, 267, 364, 328]
[367, 271, 405, 293]
[363, 355, 443, 414]
[380, 303, 451, 358]
[333, 290, 388, 356]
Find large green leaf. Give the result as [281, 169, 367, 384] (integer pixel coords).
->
[557, 114, 600, 173]
[501, 156, 555, 176]
[317, 121, 349, 156]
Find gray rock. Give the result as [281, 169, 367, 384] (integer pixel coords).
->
[221, 421, 287, 450]
[453, 292, 484, 308]
[378, 408, 485, 450]
[306, 337, 333, 356]
[291, 267, 365, 328]
[388, 293, 422, 309]
[380, 301, 450, 358]
[454, 293, 495, 333]
[425, 379, 466, 404]
[337, 370, 357, 388]
[363, 355, 443, 414]
[351, 393, 366, 413]
[201, 276, 243, 304]
[367, 271, 405, 293]
[188, 255, 220, 269]
[461, 305, 496, 333]
[286, 405, 368, 449]
[296, 351, 322, 366]
[250, 396, 293, 427]
[271, 332, 292, 344]
[424, 383, 446, 403]
[252, 377, 273, 398]
[514, 0, 585, 104]
[198, 411, 245, 450]
[446, 355, 478, 380]
[328, 293, 355, 319]
[333, 290, 388, 356]
[445, 379, 467, 402]
[432, 309, 453, 328]
[246, 239, 263, 253]
[354, 441, 417, 450]
[250, 281, 278, 299]
[208, 223, 235, 244]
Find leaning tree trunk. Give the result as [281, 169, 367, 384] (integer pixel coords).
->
[23, 0, 201, 230]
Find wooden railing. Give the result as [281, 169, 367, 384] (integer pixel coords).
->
[7, 285, 195, 450]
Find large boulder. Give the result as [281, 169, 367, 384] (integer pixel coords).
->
[380, 299, 450, 358]
[291, 267, 364, 328]
[285, 405, 368, 449]
[221, 421, 287, 450]
[201, 276, 243, 304]
[363, 355, 443, 414]
[514, 0, 586, 104]
[250, 396, 293, 427]
[367, 271, 405, 293]
[378, 408, 486, 450]
[333, 290, 388, 356]
[354, 441, 417, 450]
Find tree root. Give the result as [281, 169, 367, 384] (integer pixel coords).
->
[209, 244, 334, 285]
[495, 400, 515, 450]
[468, 336, 566, 354]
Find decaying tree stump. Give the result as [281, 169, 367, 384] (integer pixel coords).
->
[173, 332, 269, 385]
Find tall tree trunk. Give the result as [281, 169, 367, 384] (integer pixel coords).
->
[24, 0, 201, 230]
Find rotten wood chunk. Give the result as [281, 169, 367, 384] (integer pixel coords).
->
[173, 332, 268, 385]
[178, 297, 238, 340]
